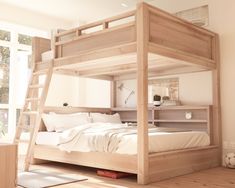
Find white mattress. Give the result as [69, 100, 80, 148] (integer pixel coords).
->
[36, 129, 210, 154]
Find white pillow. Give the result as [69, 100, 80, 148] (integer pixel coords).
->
[42, 113, 90, 132]
[90, 113, 122, 124]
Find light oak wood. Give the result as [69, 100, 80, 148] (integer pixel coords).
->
[148, 42, 216, 69]
[55, 10, 135, 37]
[44, 106, 111, 114]
[59, 23, 136, 58]
[136, 3, 149, 184]
[31, 37, 51, 63]
[33, 145, 220, 185]
[33, 3, 217, 79]
[0, 144, 17, 188]
[113, 105, 211, 132]
[148, 146, 220, 183]
[34, 145, 137, 173]
[18, 1, 221, 185]
[149, 10, 213, 60]
[212, 34, 222, 161]
[110, 81, 116, 108]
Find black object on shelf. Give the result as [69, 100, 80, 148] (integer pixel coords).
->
[63, 103, 68, 107]
[153, 95, 161, 106]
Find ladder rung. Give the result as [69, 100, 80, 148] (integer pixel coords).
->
[18, 125, 33, 131]
[26, 98, 40, 101]
[33, 70, 47, 76]
[22, 111, 38, 115]
[15, 138, 30, 143]
[29, 84, 44, 89]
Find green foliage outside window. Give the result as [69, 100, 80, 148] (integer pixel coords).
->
[0, 46, 10, 64]
[18, 34, 32, 45]
[0, 30, 10, 41]
[0, 110, 8, 137]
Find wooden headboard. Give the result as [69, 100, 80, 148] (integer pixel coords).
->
[112, 105, 212, 136]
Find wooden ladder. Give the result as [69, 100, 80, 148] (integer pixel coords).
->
[14, 61, 53, 171]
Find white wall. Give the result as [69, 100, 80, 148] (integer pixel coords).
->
[179, 71, 212, 105]
[78, 78, 111, 108]
[207, 0, 235, 153]
[46, 75, 79, 107]
[151, 0, 208, 13]
[116, 71, 212, 107]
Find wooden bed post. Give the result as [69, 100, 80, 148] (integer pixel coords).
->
[136, 2, 149, 184]
[212, 34, 222, 161]
[110, 81, 116, 108]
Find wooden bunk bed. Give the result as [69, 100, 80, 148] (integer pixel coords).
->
[14, 2, 221, 185]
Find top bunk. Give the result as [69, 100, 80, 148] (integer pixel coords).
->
[34, 2, 218, 81]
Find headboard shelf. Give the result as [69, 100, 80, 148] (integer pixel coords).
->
[112, 105, 211, 135]
[152, 105, 209, 110]
[111, 107, 137, 111]
[153, 119, 208, 123]
[112, 105, 209, 111]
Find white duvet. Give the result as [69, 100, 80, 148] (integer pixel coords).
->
[48, 123, 210, 154]
[58, 123, 144, 153]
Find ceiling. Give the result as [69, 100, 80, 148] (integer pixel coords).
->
[0, 0, 155, 24]
[0, 0, 208, 26]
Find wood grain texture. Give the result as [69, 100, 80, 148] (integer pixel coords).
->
[136, 2, 149, 184]
[149, 146, 220, 182]
[113, 105, 211, 133]
[212, 34, 222, 162]
[33, 2, 218, 79]
[32, 37, 51, 63]
[0, 144, 17, 188]
[33, 145, 137, 173]
[61, 24, 136, 58]
[149, 12, 212, 59]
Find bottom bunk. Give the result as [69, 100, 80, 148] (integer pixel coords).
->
[30, 105, 220, 183]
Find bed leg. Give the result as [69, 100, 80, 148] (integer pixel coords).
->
[136, 2, 150, 185]
[138, 173, 149, 184]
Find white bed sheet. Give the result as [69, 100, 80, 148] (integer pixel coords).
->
[36, 129, 210, 154]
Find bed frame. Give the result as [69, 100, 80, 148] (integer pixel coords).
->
[28, 2, 221, 184]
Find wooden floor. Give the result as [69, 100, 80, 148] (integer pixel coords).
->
[18, 160, 235, 188]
